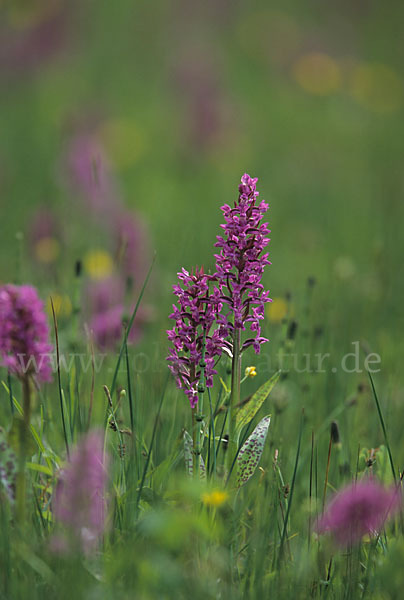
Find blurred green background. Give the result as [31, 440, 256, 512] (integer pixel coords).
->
[1, 0, 404, 394]
[2, 6, 404, 596]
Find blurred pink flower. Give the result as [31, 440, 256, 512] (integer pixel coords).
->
[86, 276, 125, 315]
[317, 479, 401, 546]
[53, 430, 108, 555]
[113, 210, 151, 284]
[174, 53, 223, 151]
[64, 133, 121, 217]
[0, 6, 68, 76]
[0, 284, 53, 383]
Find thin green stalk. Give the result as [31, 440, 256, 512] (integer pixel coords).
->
[368, 371, 396, 482]
[207, 388, 216, 478]
[135, 375, 168, 519]
[278, 409, 304, 565]
[109, 254, 155, 403]
[227, 327, 241, 471]
[125, 340, 135, 436]
[7, 371, 14, 416]
[16, 376, 31, 524]
[194, 334, 207, 477]
[50, 298, 70, 459]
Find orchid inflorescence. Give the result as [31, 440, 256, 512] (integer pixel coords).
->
[167, 173, 271, 407]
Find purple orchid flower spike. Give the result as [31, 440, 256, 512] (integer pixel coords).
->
[53, 430, 108, 555]
[0, 284, 53, 383]
[167, 266, 225, 408]
[214, 173, 271, 354]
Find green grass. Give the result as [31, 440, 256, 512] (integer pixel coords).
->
[2, 0, 404, 598]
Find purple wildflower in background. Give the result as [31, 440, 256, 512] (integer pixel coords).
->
[214, 173, 271, 353]
[86, 276, 150, 350]
[167, 267, 225, 407]
[64, 133, 120, 217]
[317, 479, 401, 547]
[0, 284, 53, 383]
[0, 4, 68, 76]
[53, 430, 108, 555]
[86, 275, 125, 315]
[113, 210, 151, 285]
[89, 304, 145, 351]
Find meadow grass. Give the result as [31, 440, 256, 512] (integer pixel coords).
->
[2, 3, 404, 598]
[1, 261, 403, 600]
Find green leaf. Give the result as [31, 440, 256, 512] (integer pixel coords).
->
[1, 381, 56, 471]
[0, 427, 17, 502]
[183, 431, 206, 479]
[26, 462, 53, 477]
[236, 416, 271, 488]
[235, 371, 279, 434]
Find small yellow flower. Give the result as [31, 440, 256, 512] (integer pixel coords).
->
[245, 366, 257, 378]
[35, 237, 61, 264]
[349, 62, 404, 113]
[83, 250, 114, 280]
[47, 294, 72, 319]
[266, 297, 288, 323]
[292, 52, 341, 96]
[202, 490, 229, 507]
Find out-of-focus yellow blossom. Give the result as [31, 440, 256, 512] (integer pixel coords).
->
[266, 297, 289, 323]
[202, 490, 229, 507]
[334, 256, 356, 280]
[98, 118, 145, 170]
[349, 62, 404, 113]
[245, 366, 257, 378]
[47, 293, 72, 319]
[292, 52, 342, 96]
[35, 237, 61, 264]
[83, 250, 114, 280]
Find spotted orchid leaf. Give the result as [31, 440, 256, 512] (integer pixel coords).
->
[235, 371, 279, 435]
[0, 427, 17, 502]
[236, 416, 271, 488]
[183, 430, 206, 479]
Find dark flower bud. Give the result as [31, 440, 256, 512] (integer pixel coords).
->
[331, 421, 340, 444]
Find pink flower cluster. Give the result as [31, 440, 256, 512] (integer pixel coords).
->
[317, 479, 401, 547]
[167, 267, 225, 407]
[167, 173, 271, 405]
[215, 173, 271, 352]
[0, 284, 53, 383]
[62, 130, 152, 350]
[53, 430, 108, 554]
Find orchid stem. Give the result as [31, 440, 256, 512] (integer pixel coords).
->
[227, 327, 241, 472]
[194, 334, 207, 478]
[16, 376, 31, 524]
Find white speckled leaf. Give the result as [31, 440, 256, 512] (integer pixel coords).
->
[236, 371, 279, 434]
[236, 416, 271, 488]
[0, 427, 17, 502]
[183, 430, 206, 479]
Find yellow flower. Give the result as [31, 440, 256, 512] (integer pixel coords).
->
[202, 490, 229, 507]
[83, 250, 114, 280]
[35, 237, 61, 264]
[46, 294, 72, 319]
[245, 366, 257, 378]
[292, 52, 341, 96]
[266, 297, 288, 323]
[349, 62, 404, 113]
